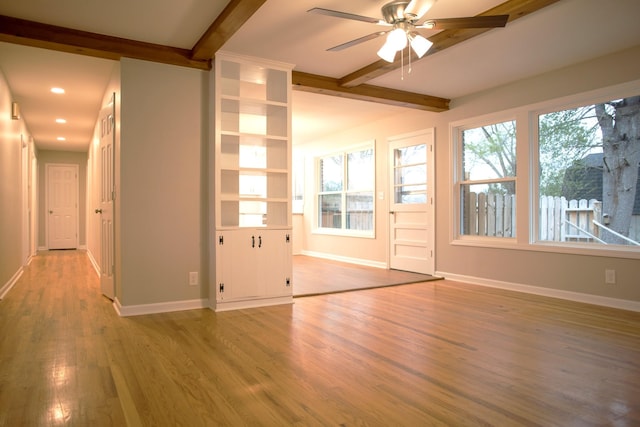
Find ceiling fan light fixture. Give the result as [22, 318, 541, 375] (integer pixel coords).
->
[409, 33, 433, 58]
[387, 28, 408, 51]
[377, 41, 397, 62]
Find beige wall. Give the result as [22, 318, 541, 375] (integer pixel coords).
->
[0, 68, 33, 293]
[294, 45, 640, 305]
[118, 58, 207, 307]
[433, 46, 640, 303]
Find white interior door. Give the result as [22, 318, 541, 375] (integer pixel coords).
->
[388, 129, 435, 275]
[98, 95, 115, 299]
[47, 164, 79, 250]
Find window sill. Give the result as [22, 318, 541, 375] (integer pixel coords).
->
[451, 236, 640, 260]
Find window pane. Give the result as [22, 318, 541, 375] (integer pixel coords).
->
[461, 183, 516, 237]
[538, 97, 640, 246]
[320, 155, 343, 192]
[462, 121, 516, 180]
[346, 192, 373, 231]
[319, 194, 342, 229]
[347, 149, 373, 191]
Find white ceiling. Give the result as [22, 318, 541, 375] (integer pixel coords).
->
[1, 0, 639, 152]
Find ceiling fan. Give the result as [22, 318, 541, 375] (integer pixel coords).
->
[308, 0, 509, 63]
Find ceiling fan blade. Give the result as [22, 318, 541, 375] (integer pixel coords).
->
[418, 15, 509, 30]
[307, 7, 381, 24]
[404, 0, 437, 21]
[327, 32, 387, 52]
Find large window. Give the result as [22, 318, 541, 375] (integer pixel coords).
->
[317, 145, 375, 235]
[457, 120, 517, 238]
[537, 96, 640, 247]
[452, 85, 640, 258]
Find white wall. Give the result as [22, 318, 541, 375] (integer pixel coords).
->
[118, 58, 208, 308]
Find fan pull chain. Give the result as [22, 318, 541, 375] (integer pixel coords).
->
[408, 46, 413, 74]
[401, 48, 404, 80]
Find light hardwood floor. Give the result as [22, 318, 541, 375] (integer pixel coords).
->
[1, 250, 639, 426]
[292, 255, 439, 296]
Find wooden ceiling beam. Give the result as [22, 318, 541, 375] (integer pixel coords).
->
[339, 0, 562, 88]
[0, 0, 557, 112]
[191, 0, 267, 60]
[292, 71, 450, 112]
[0, 15, 210, 70]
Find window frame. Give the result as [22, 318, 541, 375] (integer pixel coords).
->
[452, 115, 518, 244]
[314, 141, 376, 238]
[530, 91, 640, 256]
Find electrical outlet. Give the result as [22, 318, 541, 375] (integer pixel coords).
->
[605, 269, 616, 285]
[189, 271, 199, 286]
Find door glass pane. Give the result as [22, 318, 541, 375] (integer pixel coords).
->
[394, 144, 427, 204]
[395, 144, 425, 166]
[394, 184, 426, 204]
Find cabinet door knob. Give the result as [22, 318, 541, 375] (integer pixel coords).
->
[95, 208, 103, 214]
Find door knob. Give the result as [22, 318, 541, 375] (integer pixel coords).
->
[95, 208, 103, 214]
[49, 210, 53, 214]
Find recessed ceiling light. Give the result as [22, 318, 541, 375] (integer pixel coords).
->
[51, 87, 65, 94]
[57, 137, 66, 141]
[55, 118, 67, 124]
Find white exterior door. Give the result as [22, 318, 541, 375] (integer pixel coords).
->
[388, 129, 435, 275]
[47, 164, 78, 250]
[98, 97, 116, 299]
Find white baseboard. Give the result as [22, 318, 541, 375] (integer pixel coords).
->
[113, 297, 209, 317]
[0, 267, 24, 300]
[436, 271, 640, 313]
[300, 250, 387, 269]
[86, 250, 101, 277]
[37, 245, 87, 251]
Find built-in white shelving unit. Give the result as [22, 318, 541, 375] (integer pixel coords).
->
[212, 52, 293, 312]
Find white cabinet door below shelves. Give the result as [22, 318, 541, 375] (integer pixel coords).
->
[215, 229, 291, 303]
[256, 229, 292, 297]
